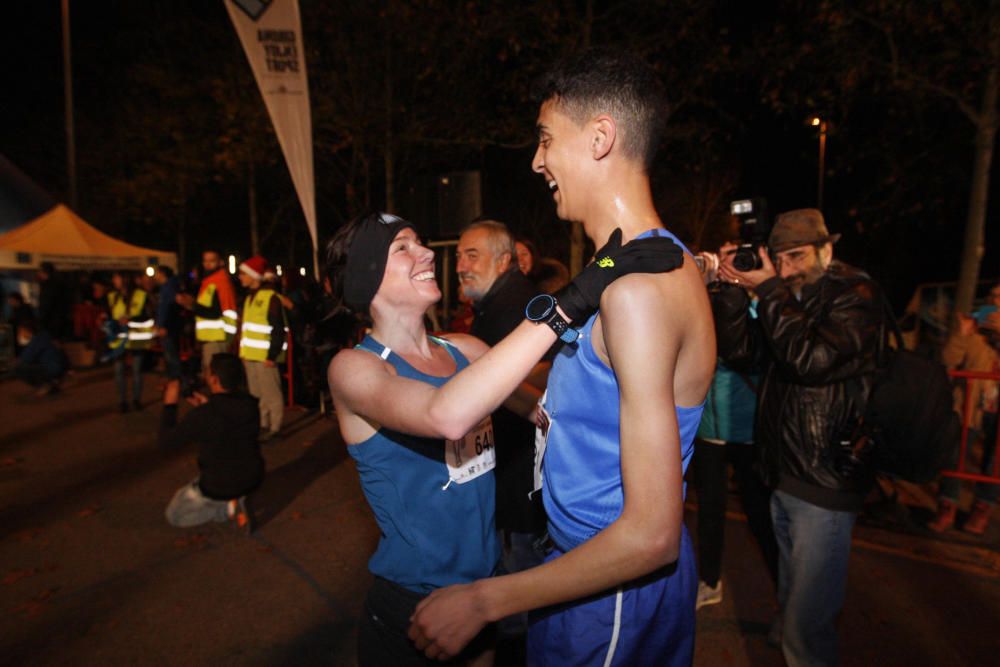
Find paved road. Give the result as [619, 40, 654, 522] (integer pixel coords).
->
[2, 367, 998, 665]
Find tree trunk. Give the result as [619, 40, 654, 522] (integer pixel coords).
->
[955, 20, 999, 313]
[249, 160, 259, 256]
[569, 0, 595, 276]
[383, 4, 395, 214]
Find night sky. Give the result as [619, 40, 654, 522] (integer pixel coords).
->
[1, 1, 996, 310]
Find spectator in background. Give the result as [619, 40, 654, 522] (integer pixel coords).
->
[154, 266, 185, 411]
[6, 292, 35, 355]
[106, 271, 155, 413]
[456, 219, 551, 654]
[237, 256, 287, 442]
[159, 353, 263, 533]
[715, 210, 885, 665]
[514, 237, 543, 285]
[12, 319, 68, 397]
[928, 305, 1000, 535]
[37, 262, 71, 340]
[176, 249, 239, 381]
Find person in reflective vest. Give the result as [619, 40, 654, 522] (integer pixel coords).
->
[106, 271, 155, 413]
[179, 249, 239, 381]
[237, 255, 287, 441]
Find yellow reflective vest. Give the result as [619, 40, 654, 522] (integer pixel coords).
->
[238, 289, 288, 363]
[108, 289, 154, 351]
[195, 282, 238, 343]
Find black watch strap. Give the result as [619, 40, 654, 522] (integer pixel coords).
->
[525, 294, 579, 343]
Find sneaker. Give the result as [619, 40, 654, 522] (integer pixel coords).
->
[927, 498, 957, 533]
[231, 497, 253, 535]
[963, 500, 993, 535]
[696, 580, 723, 610]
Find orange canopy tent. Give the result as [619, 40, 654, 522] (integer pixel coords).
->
[0, 204, 176, 271]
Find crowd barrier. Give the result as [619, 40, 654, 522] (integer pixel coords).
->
[940, 369, 1000, 486]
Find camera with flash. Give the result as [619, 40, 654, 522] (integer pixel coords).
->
[730, 198, 771, 272]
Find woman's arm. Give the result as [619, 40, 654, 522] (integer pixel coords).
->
[329, 319, 558, 441]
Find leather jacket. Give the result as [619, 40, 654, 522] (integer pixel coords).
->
[713, 261, 885, 511]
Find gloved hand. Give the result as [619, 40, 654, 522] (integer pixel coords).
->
[555, 228, 685, 323]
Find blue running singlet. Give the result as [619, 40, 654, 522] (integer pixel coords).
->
[530, 227, 705, 666]
[349, 335, 500, 594]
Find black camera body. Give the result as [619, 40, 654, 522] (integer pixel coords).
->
[730, 198, 771, 272]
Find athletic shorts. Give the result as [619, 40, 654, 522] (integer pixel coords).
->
[526, 527, 696, 667]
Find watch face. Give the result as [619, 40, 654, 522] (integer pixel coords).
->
[526, 294, 556, 321]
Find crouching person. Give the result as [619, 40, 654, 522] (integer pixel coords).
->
[13, 320, 69, 397]
[159, 353, 264, 533]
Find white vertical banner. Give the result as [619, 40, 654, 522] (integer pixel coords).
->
[224, 0, 318, 278]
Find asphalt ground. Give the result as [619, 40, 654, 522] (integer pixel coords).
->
[2, 366, 999, 666]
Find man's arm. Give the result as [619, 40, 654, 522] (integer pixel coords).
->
[755, 277, 882, 383]
[408, 275, 686, 659]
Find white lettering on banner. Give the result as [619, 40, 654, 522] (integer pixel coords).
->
[444, 417, 496, 487]
[532, 391, 551, 494]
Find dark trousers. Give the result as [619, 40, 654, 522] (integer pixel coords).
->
[692, 438, 779, 587]
[14, 363, 62, 387]
[358, 577, 494, 667]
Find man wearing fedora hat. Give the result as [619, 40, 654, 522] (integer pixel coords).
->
[715, 208, 885, 667]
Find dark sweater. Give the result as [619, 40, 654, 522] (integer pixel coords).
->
[159, 393, 265, 500]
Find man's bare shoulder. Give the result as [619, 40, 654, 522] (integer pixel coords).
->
[601, 260, 709, 321]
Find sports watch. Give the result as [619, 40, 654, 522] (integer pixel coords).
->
[525, 294, 579, 343]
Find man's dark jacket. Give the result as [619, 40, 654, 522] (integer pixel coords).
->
[470, 268, 547, 533]
[713, 260, 885, 512]
[158, 393, 265, 500]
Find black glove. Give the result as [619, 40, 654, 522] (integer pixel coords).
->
[555, 228, 685, 323]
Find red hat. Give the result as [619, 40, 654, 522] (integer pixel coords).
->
[239, 255, 269, 280]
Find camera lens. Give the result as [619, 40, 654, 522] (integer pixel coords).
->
[732, 248, 761, 272]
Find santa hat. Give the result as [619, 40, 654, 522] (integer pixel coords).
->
[239, 255, 269, 280]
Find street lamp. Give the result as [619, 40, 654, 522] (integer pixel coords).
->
[810, 116, 828, 211]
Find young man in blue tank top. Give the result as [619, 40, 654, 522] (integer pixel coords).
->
[409, 49, 717, 666]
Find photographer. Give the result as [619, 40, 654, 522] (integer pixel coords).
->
[714, 208, 885, 667]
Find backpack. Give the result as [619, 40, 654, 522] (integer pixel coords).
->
[860, 297, 960, 483]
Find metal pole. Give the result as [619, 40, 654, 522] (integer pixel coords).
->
[61, 0, 78, 210]
[817, 121, 827, 211]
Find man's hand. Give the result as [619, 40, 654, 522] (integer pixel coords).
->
[157, 327, 168, 338]
[718, 245, 776, 290]
[956, 312, 977, 337]
[175, 293, 194, 309]
[263, 359, 276, 368]
[407, 583, 489, 661]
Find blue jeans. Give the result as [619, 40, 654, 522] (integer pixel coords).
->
[771, 489, 856, 667]
[939, 411, 999, 506]
[113, 351, 145, 404]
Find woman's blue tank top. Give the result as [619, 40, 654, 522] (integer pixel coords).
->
[348, 335, 499, 593]
[540, 228, 706, 552]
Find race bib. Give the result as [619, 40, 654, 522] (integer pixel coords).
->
[532, 391, 551, 494]
[444, 417, 496, 486]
